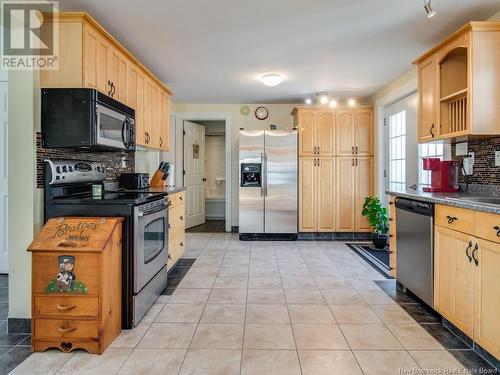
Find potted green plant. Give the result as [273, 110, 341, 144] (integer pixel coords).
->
[361, 196, 389, 249]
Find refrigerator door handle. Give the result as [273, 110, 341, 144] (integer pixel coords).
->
[264, 152, 269, 196]
[260, 153, 264, 197]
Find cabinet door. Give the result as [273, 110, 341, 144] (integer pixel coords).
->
[298, 110, 316, 156]
[434, 226, 474, 337]
[335, 157, 355, 231]
[108, 48, 128, 103]
[317, 157, 335, 231]
[299, 158, 316, 232]
[335, 110, 354, 156]
[355, 157, 373, 232]
[160, 91, 170, 151]
[316, 111, 335, 156]
[355, 110, 373, 156]
[136, 71, 146, 146]
[389, 197, 397, 278]
[83, 24, 109, 94]
[143, 77, 153, 146]
[474, 239, 500, 359]
[418, 55, 438, 142]
[150, 82, 160, 148]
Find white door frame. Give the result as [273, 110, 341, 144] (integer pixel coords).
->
[174, 112, 232, 232]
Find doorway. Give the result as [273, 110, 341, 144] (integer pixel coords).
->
[183, 120, 227, 231]
[0, 76, 8, 274]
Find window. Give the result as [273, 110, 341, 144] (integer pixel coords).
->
[419, 143, 444, 187]
[388, 110, 406, 191]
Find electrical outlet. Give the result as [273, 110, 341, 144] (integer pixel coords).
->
[495, 151, 500, 167]
[463, 157, 474, 175]
[468, 152, 475, 165]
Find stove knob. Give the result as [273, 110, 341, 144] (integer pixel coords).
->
[62, 166, 67, 172]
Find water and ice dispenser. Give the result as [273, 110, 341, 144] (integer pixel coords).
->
[240, 163, 262, 187]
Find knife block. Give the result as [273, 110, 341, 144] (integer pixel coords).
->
[150, 170, 167, 188]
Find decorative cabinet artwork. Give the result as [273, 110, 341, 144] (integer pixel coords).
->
[414, 21, 500, 142]
[167, 192, 186, 271]
[433, 206, 500, 360]
[40, 12, 171, 151]
[294, 106, 373, 233]
[28, 217, 123, 354]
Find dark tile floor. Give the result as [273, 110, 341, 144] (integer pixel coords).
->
[186, 220, 226, 233]
[0, 275, 32, 375]
[374, 279, 499, 373]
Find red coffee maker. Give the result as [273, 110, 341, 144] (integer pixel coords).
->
[422, 158, 460, 192]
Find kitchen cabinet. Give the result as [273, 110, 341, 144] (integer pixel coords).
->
[335, 156, 373, 232]
[28, 217, 123, 354]
[298, 157, 335, 232]
[294, 108, 335, 157]
[336, 108, 373, 156]
[433, 204, 500, 359]
[414, 21, 500, 142]
[40, 12, 172, 151]
[388, 197, 397, 278]
[167, 192, 186, 271]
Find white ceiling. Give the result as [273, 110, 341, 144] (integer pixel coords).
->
[59, 0, 500, 103]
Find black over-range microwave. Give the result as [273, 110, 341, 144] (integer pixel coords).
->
[41, 88, 135, 151]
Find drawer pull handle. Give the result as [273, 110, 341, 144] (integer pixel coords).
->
[180, 216, 184, 221]
[472, 243, 479, 266]
[180, 241, 184, 247]
[56, 240, 78, 248]
[465, 240, 472, 263]
[168, 224, 172, 229]
[446, 215, 458, 224]
[179, 196, 183, 201]
[388, 234, 393, 238]
[493, 226, 500, 237]
[56, 304, 76, 311]
[57, 326, 76, 333]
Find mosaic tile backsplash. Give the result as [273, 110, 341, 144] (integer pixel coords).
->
[36, 132, 135, 188]
[452, 137, 500, 186]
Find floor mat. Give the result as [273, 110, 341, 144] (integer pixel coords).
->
[347, 243, 393, 279]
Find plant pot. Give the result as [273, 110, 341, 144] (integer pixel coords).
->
[372, 234, 388, 249]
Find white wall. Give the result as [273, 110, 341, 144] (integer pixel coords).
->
[172, 103, 295, 228]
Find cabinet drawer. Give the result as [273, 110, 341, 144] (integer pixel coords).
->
[34, 296, 98, 318]
[169, 192, 185, 208]
[34, 319, 98, 339]
[169, 205, 185, 230]
[475, 211, 500, 243]
[435, 204, 475, 234]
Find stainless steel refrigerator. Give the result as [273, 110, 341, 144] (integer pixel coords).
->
[239, 130, 297, 240]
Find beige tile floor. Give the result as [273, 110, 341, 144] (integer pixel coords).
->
[10, 233, 470, 374]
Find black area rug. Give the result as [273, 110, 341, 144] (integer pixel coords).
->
[347, 243, 393, 279]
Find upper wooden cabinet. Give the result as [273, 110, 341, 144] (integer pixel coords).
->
[40, 13, 172, 151]
[294, 108, 335, 157]
[336, 108, 373, 156]
[414, 22, 500, 142]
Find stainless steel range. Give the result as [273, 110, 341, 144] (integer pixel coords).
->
[43, 159, 169, 327]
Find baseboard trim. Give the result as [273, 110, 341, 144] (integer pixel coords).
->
[8, 318, 31, 334]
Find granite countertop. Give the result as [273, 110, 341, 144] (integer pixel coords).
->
[386, 189, 500, 215]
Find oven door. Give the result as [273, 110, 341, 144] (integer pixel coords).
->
[96, 104, 134, 150]
[134, 203, 169, 293]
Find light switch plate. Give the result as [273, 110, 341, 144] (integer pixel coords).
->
[456, 142, 468, 156]
[495, 151, 500, 167]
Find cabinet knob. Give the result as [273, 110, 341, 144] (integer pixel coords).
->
[493, 226, 500, 237]
[446, 215, 458, 224]
[180, 241, 184, 247]
[168, 253, 172, 259]
[180, 216, 183, 221]
[168, 223, 172, 229]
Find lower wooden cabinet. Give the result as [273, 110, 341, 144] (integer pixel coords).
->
[388, 197, 397, 278]
[335, 157, 373, 232]
[167, 191, 186, 271]
[298, 157, 335, 232]
[434, 222, 500, 359]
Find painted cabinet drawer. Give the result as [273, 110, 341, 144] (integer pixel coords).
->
[475, 211, 500, 244]
[34, 319, 99, 339]
[34, 296, 98, 318]
[32, 253, 99, 296]
[435, 204, 475, 234]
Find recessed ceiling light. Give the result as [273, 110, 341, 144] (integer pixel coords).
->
[316, 92, 329, 105]
[424, 0, 436, 18]
[259, 73, 283, 87]
[348, 98, 356, 106]
[329, 100, 337, 107]
[305, 98, 312, 105]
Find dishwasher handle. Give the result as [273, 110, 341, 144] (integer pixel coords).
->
[395, 197, 434, 217]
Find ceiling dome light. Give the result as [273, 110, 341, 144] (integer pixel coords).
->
[424, 0, 436, 18]
[329, 100, 337, 108]
[305, 98, 312, 105]
[348, 98, 356, 106]
[259, 74, 283, 87]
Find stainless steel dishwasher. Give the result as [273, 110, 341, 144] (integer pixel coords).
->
[395, 197, 435, 307]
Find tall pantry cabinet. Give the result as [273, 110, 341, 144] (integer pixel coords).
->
[293, 106, 374, 233]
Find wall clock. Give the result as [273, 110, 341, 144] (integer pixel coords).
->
[255, 106, 269, 120]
